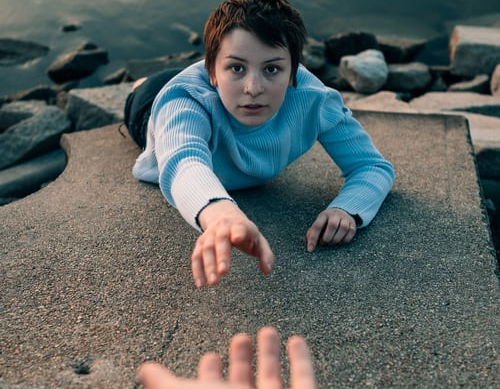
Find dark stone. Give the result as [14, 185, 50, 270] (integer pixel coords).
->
[47, 43, 109, 83]
[324, 31, 378, 65]
[0, 105, 71, 169]
[104, 68, 130, 85]
[414, 35, 450, 66]
[7, 85, 58, 103]
[61, 23, 82, 32]
[72, 356, 93, 375]
[376, 35, 426, 63]
[0, 38, 49, 66]
[476, 148, 500, 180]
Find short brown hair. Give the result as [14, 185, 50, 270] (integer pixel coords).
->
[203, 0, 307, 87]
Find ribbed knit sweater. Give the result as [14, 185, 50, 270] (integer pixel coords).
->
[132, 60, 395, 230]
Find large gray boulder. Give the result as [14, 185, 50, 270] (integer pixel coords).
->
[449, 25, 500, 77]
[0, 102, 71, 170]
[385, 62, 432, 93]
[339, 49, 388, 94]
[65, 83, 133, 131]
[0, 100, 48, 132]
[0, 148, 66, 200]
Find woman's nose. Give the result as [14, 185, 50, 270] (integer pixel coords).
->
[244, 74, 264, 96]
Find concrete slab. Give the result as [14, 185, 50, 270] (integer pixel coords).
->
[409, 92, 500, 118]
[1, 112, 499, 388]
[344, 91, 500, 156]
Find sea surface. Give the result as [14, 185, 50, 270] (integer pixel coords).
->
[1, 0, 500, 96]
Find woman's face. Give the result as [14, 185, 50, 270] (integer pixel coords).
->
[211, 28, 292, 127]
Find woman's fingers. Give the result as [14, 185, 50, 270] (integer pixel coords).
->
[228, 333, 254, 386]
[287, 336, 316, 389]
[136, 361, 179, 389]
[192, 219, 274, 288]
[256, 327, 282, 389]
[230, 223, 274, 275]
[306, 208, 356, 251]
[198, 352, 224, 382]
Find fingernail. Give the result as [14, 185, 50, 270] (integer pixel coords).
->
[209, 273, 218, 284]
[195, 278, 203, 288]
[307, 244, 314, 252]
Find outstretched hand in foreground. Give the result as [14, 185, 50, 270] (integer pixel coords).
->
[192, 200, 275, 288]
[137, 326, 317, 389]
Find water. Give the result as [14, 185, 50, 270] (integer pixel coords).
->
[1, 0, 500, 96]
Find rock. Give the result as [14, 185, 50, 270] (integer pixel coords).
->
[104, 68, 130, 85]
[0, 38, 49, 66]
[324, 31, 378, 65]
[65, 83, 133, 131]
[0, 104, 71, 170]
[125, 51, 203, 80]
[385, 62, 432, 93]
[339, 49, 388, 94]
[428, 76, 448, 92]
[429, 65, 466, 87]
[481, 178, 500, 210]
[61, 23, 82, 32]
[375, 35, 426, 63]
[414, 35, 450, 66]
[0, 148, 66, 199]
[476, 149, 500, 180]
[319, 63, 351, 91]
[448, 74, 490, 93]
[6, 84, 58, 104]
[409, 92, 500, 117]
[449, 25, 500, 77]
[47, 42, 109, 83]
[491, 64, 500, 96]
[302, 37, 326, 73]
[0, 100, 48, 132]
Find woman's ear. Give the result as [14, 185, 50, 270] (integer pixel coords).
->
[210, 75, 217, 87]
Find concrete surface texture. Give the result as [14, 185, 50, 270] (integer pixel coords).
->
[1, 111, 499, 388]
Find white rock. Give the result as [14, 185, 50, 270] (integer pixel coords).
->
[339, 49, 388, 94]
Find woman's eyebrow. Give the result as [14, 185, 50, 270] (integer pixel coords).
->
[225, 55, 287, 63]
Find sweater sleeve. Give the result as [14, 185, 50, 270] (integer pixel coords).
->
[152, 89, 234, 231]
[317, 90, 395, 227]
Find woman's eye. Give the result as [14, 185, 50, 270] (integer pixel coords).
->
[231, 65, 244, 73]
[266, 66, 279, 75]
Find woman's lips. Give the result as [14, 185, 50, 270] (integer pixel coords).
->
[240, 104, 265, 114]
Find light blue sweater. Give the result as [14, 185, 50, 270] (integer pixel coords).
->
[133, 60, 394, 230]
